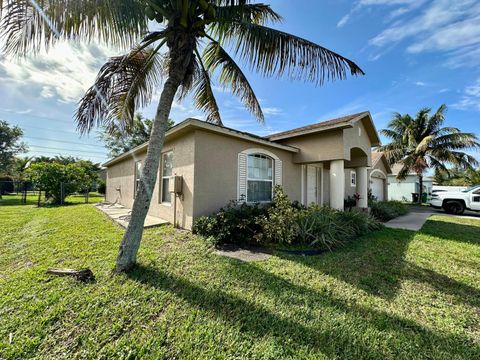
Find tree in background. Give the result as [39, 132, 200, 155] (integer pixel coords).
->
[0, 120, 26, 174]
[99, 113, 174, 158]
[26, 162, 98, 204]
[379, 105, 479, 203]
[434, 167, 480, 186]
[2, 0, 364, 272]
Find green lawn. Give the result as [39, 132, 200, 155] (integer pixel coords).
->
[0, 193, 105, 206]
[0, 204, 479, 359]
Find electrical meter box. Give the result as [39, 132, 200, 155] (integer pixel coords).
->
[169, 175, 183, 194]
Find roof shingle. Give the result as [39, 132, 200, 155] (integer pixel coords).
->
[266, 111, 369, 139]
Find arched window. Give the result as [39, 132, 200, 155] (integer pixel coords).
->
[247, 154, 274, 202]
[238, 149, 282, 202]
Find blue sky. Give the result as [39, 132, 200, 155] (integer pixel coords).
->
[1, 0, 479, 164]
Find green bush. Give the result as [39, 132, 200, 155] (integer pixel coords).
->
[97, 180, 106, 195]
[255, 186, 300, 245]
[297, 207, 383, 250]
[370, 201, 409, 222]
[194, 187, 385, 250]
[192, 201, 268, 246]
[25, 162, 94, 204]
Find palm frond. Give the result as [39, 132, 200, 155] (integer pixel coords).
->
[430, 132, 480, 150]
[1, 0, 147, 55]
[425, 104, 446, 135]
[76, 47, 163, 134]
[192, 51, 222, 125]
[215, 3, 282, 25]
[210, 22, 364, 86]
[204, 41, 263, 122]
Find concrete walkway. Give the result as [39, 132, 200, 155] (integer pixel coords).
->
[385, 207, 432, 231]
[94, 203, 168, 229]
[385, 205, 480, 231]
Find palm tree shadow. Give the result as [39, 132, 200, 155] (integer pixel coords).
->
[280, 228, 416, 300]
[126, 262, 478, 358]
[419, 218, 480, 246]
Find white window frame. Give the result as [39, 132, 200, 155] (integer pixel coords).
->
[134, 160, 142, 198]
[246, 153, 274, 203]
[238, 148, 282, 203]
[350, 170, 357, 187]
[160, 151, 173, 205]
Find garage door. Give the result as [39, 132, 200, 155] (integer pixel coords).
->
[371, 177, 385, 201]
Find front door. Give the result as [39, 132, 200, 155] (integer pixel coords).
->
[306, 166, 318, 205]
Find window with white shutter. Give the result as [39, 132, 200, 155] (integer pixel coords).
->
[238, 149, 282, 203]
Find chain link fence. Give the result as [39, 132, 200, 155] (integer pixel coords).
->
[0, 181, 105, 206]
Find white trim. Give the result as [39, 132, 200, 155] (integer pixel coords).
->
[245, 153, 274, 203]
[103, 119, 298, 167]
[240, 147, 280, 160]
[350, 170, 357, 187]
[160, 150, 173, 204]
[370, 169, 387, 180]
[301, 165, 306, 206]
[319, 166, 324, 205]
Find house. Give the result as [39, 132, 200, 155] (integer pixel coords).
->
[368, 152, 392, 201]
[387, 163, 435, 202]
[103, 112, 381, 229]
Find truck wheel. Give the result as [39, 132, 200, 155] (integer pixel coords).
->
[443, 201, 465, 215]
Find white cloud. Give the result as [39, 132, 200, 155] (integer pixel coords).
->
[452, 78, 480, 111]
[262, 107, 283, 116]
[337, 0, 426, 28]
[0, 41, 118, 103]
[367, 0, 480, 66]
[415, 81, 427, 86]
[337, 14, 351, 28]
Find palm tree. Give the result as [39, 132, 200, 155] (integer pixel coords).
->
[379, 105, 479, 203]
[1, 0, 364, 272]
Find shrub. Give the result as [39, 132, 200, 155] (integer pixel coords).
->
[370, 200, 409, 222]
[25, 162, 93, 204]
[297, 206, 383, 250]
[297, 206, 352, 250]
[255, 186, 300, 245]
[0, 175, 14, 194]
[192, 201, 268, 246]
[339, 209, 383, 235]
[97, 180, 106, 195]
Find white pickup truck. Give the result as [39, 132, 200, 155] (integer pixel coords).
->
[430, 185, 480, 214]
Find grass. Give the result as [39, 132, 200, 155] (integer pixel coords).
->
[0, 203, 479, 359]
[0, 192, 105, 206]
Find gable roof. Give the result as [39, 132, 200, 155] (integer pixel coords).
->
[103, 118, 298, 167]
[266, 111, 381, 146]
[371, 152, 392, 174]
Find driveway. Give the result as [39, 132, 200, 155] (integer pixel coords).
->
[385, 205, 480, 231]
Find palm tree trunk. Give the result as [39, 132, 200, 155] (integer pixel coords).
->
[115, 35, 194, 273]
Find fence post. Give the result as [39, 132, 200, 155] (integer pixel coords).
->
[37, 189, 41, 207]
[60, 182, 64, 205]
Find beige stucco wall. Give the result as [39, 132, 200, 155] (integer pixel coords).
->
[192, 129, 301, 217]
[343, 120, 372, 167]
[276, 130, 345, 163]
[106, 132, 196, 229]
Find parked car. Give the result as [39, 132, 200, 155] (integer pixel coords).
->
[430, 185, 480, 214]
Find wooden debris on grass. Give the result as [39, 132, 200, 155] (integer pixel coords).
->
[46, 268, 95, 282]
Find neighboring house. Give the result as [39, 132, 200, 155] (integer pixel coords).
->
[103, 112, 380, 229]
[387, 163, 434, 202]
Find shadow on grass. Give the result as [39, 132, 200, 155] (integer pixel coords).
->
[278, 228, 416, 300]
[127, 263, 478, 358]
[277, 221, 480, 309]
[419, 218, 480, 245]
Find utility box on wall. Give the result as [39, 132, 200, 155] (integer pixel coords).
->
[169, 175, 183, 194]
